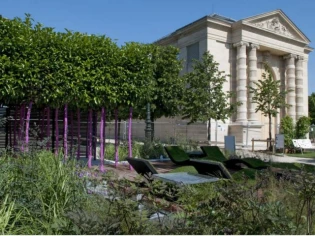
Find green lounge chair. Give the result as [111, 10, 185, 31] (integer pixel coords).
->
[164, 146, 262, 170]
[127, 157, 232, 180]
[199, 146, 226, 162]
[189, 159, 232, 179]
[164, 146, 191, 165]
[126, 157, 158, 180]
[200, 146, 269, 170]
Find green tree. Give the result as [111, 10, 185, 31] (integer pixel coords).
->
[117, 42, 155, 164]
[182, 51, 240, 144]
[280, 115, 295, 148]
[249, 66, 291, 143]
[133, 44, 185, 137]
[309, 93, 315, 125]
[296, 116, 311, 139]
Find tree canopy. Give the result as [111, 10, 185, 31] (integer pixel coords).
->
[132, 45, 185, 120]
[0, 14, 182, 114]
[249, 66, 291, 141]
[181, 51, 240, 143]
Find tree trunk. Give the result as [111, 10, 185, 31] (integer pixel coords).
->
[87, 109, 93, 168]
[114, 108, 119, 168]
[9, 108, 12, 148]
[25, 101, 33, 152]
[128, 107, 133, 170]
[13, 106, 17, 149]
[269, 114, 272, 150]
[40, 108, 45, 141]
[207, 118, 211, 145]
[55, 108, 59, 156]
[5, 107, 10, 149]
[64, 104, 68, 160]
[128, 107, 133, 158]
[46, 107, 50, 150]
[20, 104, 25, 152]
[92, 111, 97, 160]
[99, 107, 105, 172]
[77, 108, 81, 160]
[118, 118, 121, 140]
[103, 108, 106, 165]
[70, 110, 73, 156]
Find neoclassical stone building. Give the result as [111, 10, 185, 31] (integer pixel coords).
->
[155, 9, 312, 144]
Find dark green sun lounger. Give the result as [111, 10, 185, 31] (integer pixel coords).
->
[164, 145, 239, 169]
[164, 145, 268, 170]
[126, 157, 158, 180]
[164, 146, 191, 165]
[200, 146, 269, 170]
[200, 146, 226, 162]
[127, 157, 232, 180]
[189, 159, 232, 179]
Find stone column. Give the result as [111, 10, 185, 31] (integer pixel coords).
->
[284, 54, 297, 122]
[295, 55, 304, 120]
[248, 43, 260, 123]
[233, 41, 249, 123]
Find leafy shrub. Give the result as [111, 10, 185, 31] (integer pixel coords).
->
[105, 143, 129, 161]
[139, 139, 166, 159]
[280, 115, 295, 147]
[296, 116, 311, 139]
[103, 141, 164, 160]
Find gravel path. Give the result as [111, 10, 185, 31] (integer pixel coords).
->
[235, 149, 315, 166]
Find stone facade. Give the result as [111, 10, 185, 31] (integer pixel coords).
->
[154, 10, 312, 145]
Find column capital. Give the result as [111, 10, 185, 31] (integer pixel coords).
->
[250, 43, 260, 49]
[297, 55, 304, 61]
[283, 53, 297, 60]
[233, 41, 249, 48]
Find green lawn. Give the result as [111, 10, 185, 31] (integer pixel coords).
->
[287, 151, 315, 158]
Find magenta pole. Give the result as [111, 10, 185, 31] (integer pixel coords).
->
[55, 108, 59, 156]
[64, 104, 68, 161]
[25, 101, 33, 152]
[114, 108, 119, 168]
[128, 107, 133, 170]
[88, 109, 93, 168]
[13, 106, 17, 149]
[103, 108, 106, 165]
[99, 107, 105, 172]
[20, 104, 25, 152]
[40, 108, 45, 140]
[70, 111, 74, 156]
[46, 107, 50, 150]
[9, 112, 12, 148]
[77, 108, 81, 159]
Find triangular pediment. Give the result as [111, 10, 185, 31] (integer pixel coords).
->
[242, 10, 310, 43]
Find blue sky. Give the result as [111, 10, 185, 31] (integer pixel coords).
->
[1, 0, 315, 94]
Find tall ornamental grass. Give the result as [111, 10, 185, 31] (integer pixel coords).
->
[0, 151, 86, 234]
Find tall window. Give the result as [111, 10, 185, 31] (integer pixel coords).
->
[187, 42, 199, 72]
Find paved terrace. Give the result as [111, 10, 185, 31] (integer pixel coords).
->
[78, 158, 177, 181]
[78, 151, 315, 180]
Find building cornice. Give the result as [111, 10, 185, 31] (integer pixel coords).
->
[304, 46, 313, 54]
[154, 16, 208, 45]
[155, 15, 232, 45]
[241, 22, 309, 46]
[240, 9, 310, 43]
